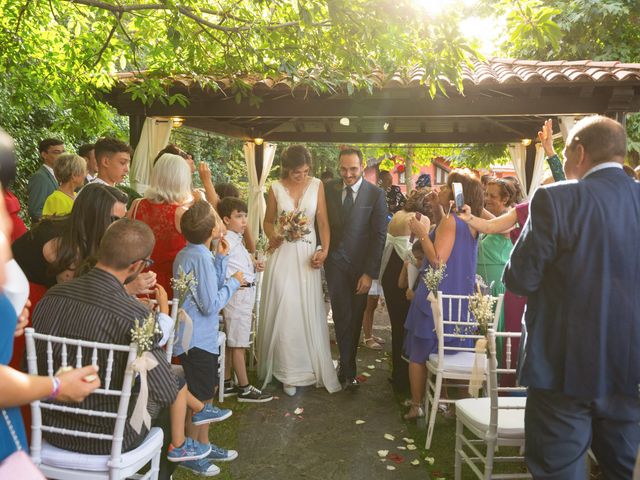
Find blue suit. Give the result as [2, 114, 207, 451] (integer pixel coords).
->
[27, 165, 58, 223]
[325, 178, 387, 379]
[504, 166, 640, 479]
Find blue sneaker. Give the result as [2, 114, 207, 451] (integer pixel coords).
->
[192, 403, 233, 425]
[167, 437, 211, 462]
[180, 458, 220, 477]
[207, 443, 238, 462]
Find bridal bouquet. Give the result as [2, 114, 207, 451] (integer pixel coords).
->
[277, 209, 311, 243]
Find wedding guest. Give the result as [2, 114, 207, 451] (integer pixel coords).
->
[173, 201, 240, 476]
[379, 170, 406, 214]
[504, 115, 640, 479]
[403, 172, 483, 420]
[42, 153, 86, 217]
[379, 188, 433, 392]
[218, 197, 272, 403]
[78, 143, 97, 183]
[3, 188, 26, 242]
[623, 164, 638, 179]
[476, 178, 518, 362]
[398, 239, 426, 301]
[27, 138, 65, 223]
[32, 219, 216, 476]
[129, 153, 194, 292]
[92, 137, 132, 187]
[214, 182, 255, 253]
[480, 174, 494, 192]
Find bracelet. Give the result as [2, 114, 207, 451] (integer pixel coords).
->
[47, 376, 61, 401]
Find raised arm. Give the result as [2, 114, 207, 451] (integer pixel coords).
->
[458, 205, 518, 235]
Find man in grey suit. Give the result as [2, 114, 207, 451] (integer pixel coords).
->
[27, 138, 64, 222]
[323, 148, 387, 389]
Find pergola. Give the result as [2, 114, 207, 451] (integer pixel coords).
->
[108, 58, 640, 147]
[106, 58, 640, 235]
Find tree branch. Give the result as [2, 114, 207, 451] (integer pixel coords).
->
[92, 12, 120, 67]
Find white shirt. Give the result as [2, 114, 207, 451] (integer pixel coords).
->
[44, 164, 58, 184]
[583, 162, 623, 179]
[224, 230, 255, 284]
[91, 177, 112, 186]
[341, 176, 364, 203]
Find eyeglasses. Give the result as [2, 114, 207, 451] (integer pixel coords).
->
[131, 257, 154, 268]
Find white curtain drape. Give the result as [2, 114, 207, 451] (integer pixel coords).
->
[558, 116, 579, 141]
[508, 143, 546, 200]
[244, 142, 277, 240]
[130, 118, 172, 194]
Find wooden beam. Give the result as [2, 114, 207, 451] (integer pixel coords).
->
[110, 92, 624, 119]
[182, 117, 252, 138]
[260, 131, 526, 144]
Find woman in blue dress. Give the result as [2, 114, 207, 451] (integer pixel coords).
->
[403, 172, 484, 420]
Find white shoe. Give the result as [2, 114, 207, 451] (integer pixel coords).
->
[283, 384, 296, 396]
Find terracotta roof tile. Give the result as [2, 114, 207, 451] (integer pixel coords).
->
[114, 58, 640, 93]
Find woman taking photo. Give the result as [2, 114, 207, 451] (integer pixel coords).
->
[403, 171, 484, 420]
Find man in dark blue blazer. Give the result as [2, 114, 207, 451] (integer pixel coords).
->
[27, 138, 64, 223]
[504, 116, 640, 479]
[323, 148, 387, 389]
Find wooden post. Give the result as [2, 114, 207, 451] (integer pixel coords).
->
[129, 115, 146, 149]
[524, 143, 537, 193]
[255, 142, 264, 184]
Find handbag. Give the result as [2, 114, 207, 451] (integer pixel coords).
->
[0, 409, 46, 479]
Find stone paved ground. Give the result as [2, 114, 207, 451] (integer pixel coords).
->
[227, 305, 430, 480]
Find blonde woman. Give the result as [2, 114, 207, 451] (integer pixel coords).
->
[42, 153, 86, 217]
[128, 153, 199, 291]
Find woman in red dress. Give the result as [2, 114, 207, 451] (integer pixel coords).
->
[129, 153, 208, 293]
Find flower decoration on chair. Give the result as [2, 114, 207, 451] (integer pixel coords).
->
[255, 232, 270, 259]
[277, 209, 311, 244]
[467, 281, 497, 398]
[130, 312, 162, 433]
[422, 262, 446, 333]
[170, 266, 199, 354]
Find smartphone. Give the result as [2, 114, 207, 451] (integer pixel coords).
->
[409, 212, 422, 243]
[452, 182, 464, 213]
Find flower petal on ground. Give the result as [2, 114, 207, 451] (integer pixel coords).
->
[402, 437, 415, 444]
[384, 433, 396, 441]
[386, 453, 405, 464]
[377, 450, 389, 458]
[397, 446, 406, 450]
[367, 365, 376, 370]
[425, 456, 435, 465]
[407, 444, 417, 451]
[411, 459, 420, 466]
[355, 420, 366, 425]
[294, 407, 304, 415]
[361, 372, 371, 377]
[386, 465, 396, 471]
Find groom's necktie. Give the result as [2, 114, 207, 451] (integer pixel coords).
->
[342, 185, 354, 217]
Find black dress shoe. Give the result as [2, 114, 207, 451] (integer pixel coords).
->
[343, 377, 361, 391]
[336, 365, 345, 383]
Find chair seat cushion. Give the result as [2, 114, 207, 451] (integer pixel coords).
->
[40, 426, 163, 472]
[428, 351, 484, 372]
[455, 397, 526, 438]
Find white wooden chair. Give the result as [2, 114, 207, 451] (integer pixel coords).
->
[454, 329, 529, 479]
[425, 292, 504, 449]
[24, 328, 163, 480]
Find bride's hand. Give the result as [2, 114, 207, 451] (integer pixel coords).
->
[310, 249, 327, 269]
[268, 235, 284, 251]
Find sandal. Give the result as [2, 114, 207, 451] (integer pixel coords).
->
[372, 335, 386, 345]
[403, 402, 425, 421]
[363, 337, 383, 350]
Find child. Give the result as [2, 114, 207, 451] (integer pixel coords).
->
[218, 197, 273, 403]
[399, 240, 425, 301]
[173, 200, 244, 476]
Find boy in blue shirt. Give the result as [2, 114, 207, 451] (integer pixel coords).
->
[173, 201, 243, 476]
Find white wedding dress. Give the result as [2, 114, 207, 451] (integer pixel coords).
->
[257, 177, 341, 393]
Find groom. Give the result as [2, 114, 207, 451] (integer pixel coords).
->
[323, 147, 387, 389]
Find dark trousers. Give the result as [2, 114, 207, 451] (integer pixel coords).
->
[525, 388, 640, 480]
[380, 250, 409, 392]
[325, 257, 367, 379]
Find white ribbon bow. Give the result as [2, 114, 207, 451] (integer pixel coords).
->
[428, 291, 441, 334]
[177, 308, 194, 354]
[129, 351, 159, 433]
[468, 338, 487, 398]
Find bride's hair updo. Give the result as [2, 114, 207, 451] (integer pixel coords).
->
[280, 144, 312, 179]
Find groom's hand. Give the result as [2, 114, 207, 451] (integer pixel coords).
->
[355, 274, 372, 295]
[310, 249, 327, 269]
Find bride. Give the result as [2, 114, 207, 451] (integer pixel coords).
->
[257, 145, 341, 396]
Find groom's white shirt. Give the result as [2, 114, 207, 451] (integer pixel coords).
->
[341, 175, 364, 203]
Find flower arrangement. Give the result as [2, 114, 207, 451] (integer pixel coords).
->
[130, 312, 161, 357]
[255, 232, 270, 259]
[422, 263, 446, 294]
[277, 209, 311, 243]
[468, 277, 496, 337]
[170, 266, 199, 352]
